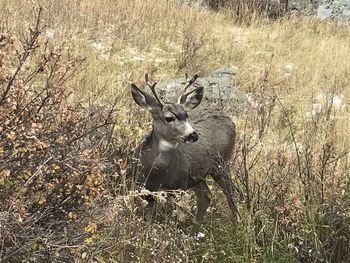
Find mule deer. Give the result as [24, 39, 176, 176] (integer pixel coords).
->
[130, 74, 239, 233]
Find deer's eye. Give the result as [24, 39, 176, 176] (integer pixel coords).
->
[165, 116, 175, 123]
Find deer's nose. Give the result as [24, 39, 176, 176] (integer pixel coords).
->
[188, 131, 198, 142]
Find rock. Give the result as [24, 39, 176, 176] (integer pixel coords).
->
[317, 4, 333, 20]
[178, 0, 207, 9]
[276, 0, 350, 23]
[180, 0, 350, 23]
[209, 68, 236, 80]
[156, 68, 249, 112]
[332, 0, 350, 23]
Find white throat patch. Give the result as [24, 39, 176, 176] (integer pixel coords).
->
[159, 140, 178, 151]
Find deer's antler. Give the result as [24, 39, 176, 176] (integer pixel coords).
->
[145, 73, 163, 108]
[177, 74, 199, 104]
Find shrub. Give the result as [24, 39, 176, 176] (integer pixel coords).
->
[0, 9, 117, 261]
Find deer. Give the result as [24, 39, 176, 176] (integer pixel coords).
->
[130, 74, 239, 234]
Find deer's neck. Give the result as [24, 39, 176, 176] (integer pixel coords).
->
[158, 140, 178, 152]
[149, 128, 178, 153]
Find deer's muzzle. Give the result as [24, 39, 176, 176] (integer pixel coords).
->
[185, 131, 198, 142]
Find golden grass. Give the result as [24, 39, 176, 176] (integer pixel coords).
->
[2, 0, 350, 261]
[2, 0, 349, 99]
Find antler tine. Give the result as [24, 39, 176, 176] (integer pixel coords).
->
[144, 73, 163, 107]
[177, 74, 199, 104]
[145, 73, 151, 85]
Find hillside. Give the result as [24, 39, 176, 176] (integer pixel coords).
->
[1, 0, 350, 262]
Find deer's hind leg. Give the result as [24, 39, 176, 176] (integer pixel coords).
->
[211, 170, 240, 222]
[192, 180, 211, 234]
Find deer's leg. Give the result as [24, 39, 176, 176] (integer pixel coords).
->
[192, 180, 211, 234]
[211, 172, 239, 222]
[144, 195, 157, 222]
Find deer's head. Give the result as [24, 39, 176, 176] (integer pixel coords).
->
[131, 74, 203, 148]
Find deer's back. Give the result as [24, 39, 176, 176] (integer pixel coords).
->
[184, 107, 236, 166]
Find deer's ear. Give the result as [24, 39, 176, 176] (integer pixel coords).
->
[180, 86, 204, 111]
[131, 83, 162, 110]
[131, 83, 149, 109]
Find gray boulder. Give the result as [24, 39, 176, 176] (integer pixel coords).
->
[180, 0, 350, 23]
[156, 68, 248, 112]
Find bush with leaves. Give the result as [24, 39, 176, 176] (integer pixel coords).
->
[0, 10, 118, 262]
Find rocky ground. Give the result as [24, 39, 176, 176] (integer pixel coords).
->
[183, 0, 350, 23]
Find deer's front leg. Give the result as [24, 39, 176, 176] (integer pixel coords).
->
[144, 195, 157, 222]
[192, 180, 211, 235]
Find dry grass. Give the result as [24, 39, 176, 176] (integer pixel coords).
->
[1, 0, 350, 262]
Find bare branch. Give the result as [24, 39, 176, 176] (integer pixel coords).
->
[0, 6, 45, 105]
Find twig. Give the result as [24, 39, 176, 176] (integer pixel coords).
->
[67, 121, 115, 144]
[242, 117, 251, 210]
[0, 7, 44, 105]
[273, 90, 303, 181]
[58, 57, 86, 86]
[24, 156, 53, 186]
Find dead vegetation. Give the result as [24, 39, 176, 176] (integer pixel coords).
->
[1, 1, 350, 262]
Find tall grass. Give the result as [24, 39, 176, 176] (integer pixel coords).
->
[1, 0, 350, 262]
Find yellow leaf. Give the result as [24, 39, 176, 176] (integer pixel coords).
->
[23, 170, 31, 180]
[0, 177, 5, 186]
[84, 222, 97, 233]
[38, 196, 46, 205]
[7, 131, 16, 140]
[84, 237, 93, 244]
[68, 212, 77, 220]
[0, 170, 10, 178]
[137, 128, 144, 138]
[82, 149, 91, 157]
[52, 164, 60, 170]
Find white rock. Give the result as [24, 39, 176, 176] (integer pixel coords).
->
[196, 231, 205, 239]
